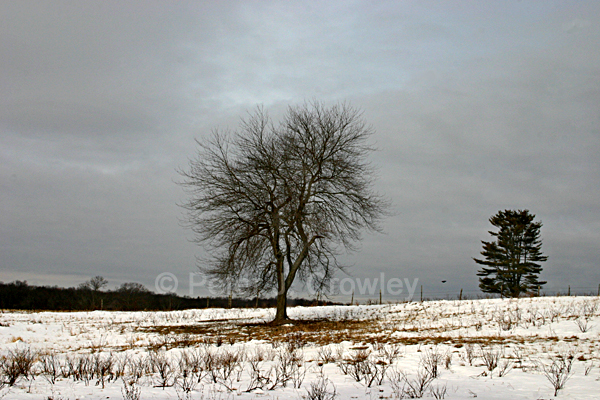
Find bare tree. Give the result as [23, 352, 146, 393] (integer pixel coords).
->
[179, 101, 387, 323]
[78, 276, 108, 309]
[89, 276, 108, 291]
[79, 276, 108, 291]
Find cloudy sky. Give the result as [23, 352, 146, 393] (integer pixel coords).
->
[2, 1, 599, 300]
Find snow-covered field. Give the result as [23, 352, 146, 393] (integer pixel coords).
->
[1, 296, 599, 399]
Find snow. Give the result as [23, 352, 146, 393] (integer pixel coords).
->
[1, 296, 599, 399]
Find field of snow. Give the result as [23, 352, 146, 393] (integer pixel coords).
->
[1, 296, 599, 399]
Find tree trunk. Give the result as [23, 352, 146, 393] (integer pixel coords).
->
[272, 256, 290, 324]
[274, 289, 288, 323]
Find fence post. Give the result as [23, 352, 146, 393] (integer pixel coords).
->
[420, 285, 423, 302]
[459, 289, 463, 301]
[568, 285, 570, 296]
[379, 289, 382, 305]
[351, 290, 354, 306]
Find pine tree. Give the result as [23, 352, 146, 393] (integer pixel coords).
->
[475, 209, 548, 297]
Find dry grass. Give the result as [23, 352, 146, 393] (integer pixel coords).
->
[139, 318, 372, 348]
[134, 316, 578, 351]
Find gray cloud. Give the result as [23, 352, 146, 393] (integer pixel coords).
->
[1, 1, 599, 298]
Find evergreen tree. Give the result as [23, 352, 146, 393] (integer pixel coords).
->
[475, 209, 548, 297]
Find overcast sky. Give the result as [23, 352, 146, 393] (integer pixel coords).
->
[2, 1, 599, 300]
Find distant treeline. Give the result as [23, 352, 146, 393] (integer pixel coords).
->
[0, 281, 338, 311]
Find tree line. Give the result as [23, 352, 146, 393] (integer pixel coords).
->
[0, 280, 336, 311]
[4, 103, 553, 315]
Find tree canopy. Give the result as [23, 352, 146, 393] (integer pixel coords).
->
[475, 209, 548, 297]
[179, 101, 387, 322]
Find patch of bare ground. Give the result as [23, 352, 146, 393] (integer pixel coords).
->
[134, 316, 593, 350]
